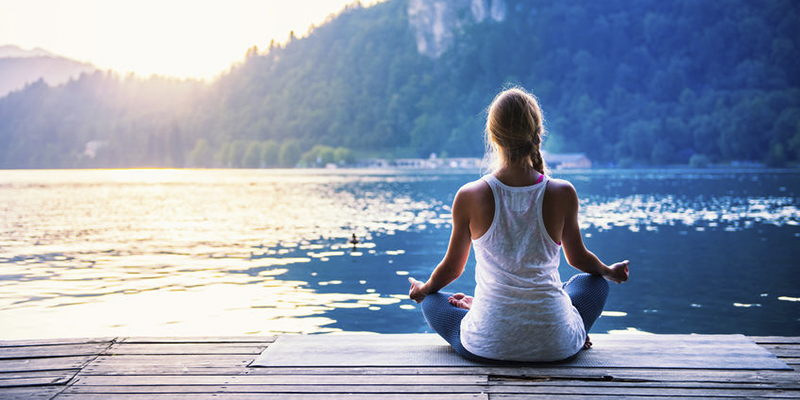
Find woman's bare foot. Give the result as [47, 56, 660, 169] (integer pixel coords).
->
[583, 335, 593, 350]
[448, 293, 473, 310]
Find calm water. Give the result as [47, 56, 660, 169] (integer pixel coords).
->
[1, 168, 799, 339]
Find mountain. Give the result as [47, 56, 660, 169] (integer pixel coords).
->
[0, 45, 55, 58]
[0, 45, 96, 97]
[0, 0, 798, 169]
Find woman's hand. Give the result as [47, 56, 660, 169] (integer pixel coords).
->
[408, 277, 428, 303]
[604, 260, 630, 284]
[448, 293, 473, 310]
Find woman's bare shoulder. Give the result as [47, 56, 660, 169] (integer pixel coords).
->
[546, 177, 578, 201]
[454, 178, 491, 204]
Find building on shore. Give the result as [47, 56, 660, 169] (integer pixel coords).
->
[543, 152, 592, 169]
[362, 152, 591, 170]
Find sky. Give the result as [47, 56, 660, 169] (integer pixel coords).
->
[0, 0, 381, 81]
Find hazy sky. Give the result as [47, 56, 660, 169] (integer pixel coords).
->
[0, 0, 381, 80]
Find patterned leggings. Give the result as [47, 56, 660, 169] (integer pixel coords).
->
[420, 273, 609, 362]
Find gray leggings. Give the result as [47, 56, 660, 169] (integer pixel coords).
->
[420, 273, 609, 362]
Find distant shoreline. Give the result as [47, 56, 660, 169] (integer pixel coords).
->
[0, 166, 799, 173]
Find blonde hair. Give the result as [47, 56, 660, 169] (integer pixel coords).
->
[484, 87, 548, 175]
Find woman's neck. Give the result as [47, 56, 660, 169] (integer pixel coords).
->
[494, 163, 542, 187]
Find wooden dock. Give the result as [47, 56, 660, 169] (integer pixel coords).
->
[1, 335, 798, 399]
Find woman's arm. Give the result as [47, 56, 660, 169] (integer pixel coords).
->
[409, 185, 476, 303]
[557, 181, 629, 284]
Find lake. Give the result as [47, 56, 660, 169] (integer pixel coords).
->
[0, 168, 798, 339]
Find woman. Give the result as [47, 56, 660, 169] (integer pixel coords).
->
[408, 87, 629, 363]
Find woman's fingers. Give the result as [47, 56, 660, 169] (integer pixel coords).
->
[613, 260, 630, 283]
[449, 297, 466, 309]
[408, 277, 427, 303]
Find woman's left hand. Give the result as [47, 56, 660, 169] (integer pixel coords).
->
[408, 277, 427, 303]
[605, 260, 630, 284]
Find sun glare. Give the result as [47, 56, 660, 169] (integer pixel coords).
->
[0, 0, 384, 80]
[101, 168, 187, 184]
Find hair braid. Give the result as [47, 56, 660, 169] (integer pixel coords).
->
[530, 124, 546, 175]
[485, 86, 549, 175]
[523, 97, 547, 175]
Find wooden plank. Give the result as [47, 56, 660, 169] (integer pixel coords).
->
[89, 354, 254, 363]
[0, 369, 78, 381]
[86, 355, 254, 369]
[62, 384, 489, 394]
[69, 373, 800, 390]
[759, 345, 800, 358]
[0, 343, 110, 360]
[0, 338, 114, 348]
[0, 356, 94, 373]
[0, 387, 63, 400]
[68, 375, 800, 393]
[751, 336, 800, 345]
[493, 396, 757, 400]
[0, 376, 69, 387]
[59, 384, 800, 397]
[106, 343, 266, 355]
[0, 369, 77, 388]
[488, 378, 800, 390]
[483, 368, 800, 385]
[80, 364, 250, 375]
[73, 374, 489, 386]
[119, 336, 276, 344]
[56, 394, 487, 400]
[81, 364, 800, 386]
[487, 384, 800, 397]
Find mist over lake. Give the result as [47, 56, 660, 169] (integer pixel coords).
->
[1, 168, 798, 339]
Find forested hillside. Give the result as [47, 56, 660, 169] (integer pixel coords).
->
[1, 0, 798, 168]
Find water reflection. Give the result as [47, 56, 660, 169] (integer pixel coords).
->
[0, 169, 798, 338]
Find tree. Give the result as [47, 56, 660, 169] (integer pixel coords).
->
[261, 140, 280, 167]
[229, 140, 247, 167]
[333, 147, 354, 164]
[279, 141, 301, 167]
[243, 141, 261, 168]
[189, 138, 212, 167]
[215, 142, 232, 167]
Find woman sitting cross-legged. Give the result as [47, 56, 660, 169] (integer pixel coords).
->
[408, 87, 630, 363]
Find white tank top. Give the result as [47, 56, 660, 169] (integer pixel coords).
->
[460, 174, 586, 362]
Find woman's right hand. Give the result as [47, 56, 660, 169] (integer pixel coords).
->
[408, 277, 427, 303]
[604, 260, 630, 284]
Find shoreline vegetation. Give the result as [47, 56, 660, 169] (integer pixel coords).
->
[1, 160, 798, 172]
[63, 140, 800, 171]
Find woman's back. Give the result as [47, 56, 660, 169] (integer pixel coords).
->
[460, 173, 586, 362]
[464, 169, 572, 245]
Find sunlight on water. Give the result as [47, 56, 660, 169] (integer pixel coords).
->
[0, 169, 798, 338]
[0, 169, 448, 338]
[582, 195, 800, 232]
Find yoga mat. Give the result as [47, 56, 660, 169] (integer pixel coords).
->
[251, 333, 791, 370]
